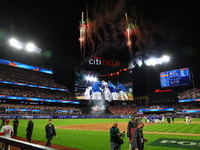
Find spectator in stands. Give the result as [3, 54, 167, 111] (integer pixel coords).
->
[12, 116, 19, 137]
[0, 120, 14, 150]
[26, 118, 34, 143]
[45, 119, 56, 147]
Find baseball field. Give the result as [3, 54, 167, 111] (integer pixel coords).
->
[13, 118, 200, 150]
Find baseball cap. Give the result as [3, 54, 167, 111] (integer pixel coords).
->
[5, 120, 10, 124]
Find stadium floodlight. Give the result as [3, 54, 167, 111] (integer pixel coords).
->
[26, 43, 35, 52]
[145, 55, 170, 66]
[145, 57, 157, 66]
[85, 76, 97, 82]
[9, 38, 24, 50]
[161, 55, 170, 62]
[8, 38, 41, 54]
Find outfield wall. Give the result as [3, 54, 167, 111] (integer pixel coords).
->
[0, 114, 133, 119]
[0, 114, 199, 119]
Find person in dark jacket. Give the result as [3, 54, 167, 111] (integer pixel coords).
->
[45, 119, 56, 147]
[26, 118, 34, 142]
[110, 121, 123, 150]
[127, 117, 137, 150]
[131, 120, 147, 150]
[0, 116, 6, 129]
[12, 116, 19, 137]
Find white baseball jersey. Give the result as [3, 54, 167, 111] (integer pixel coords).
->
[1, 125, 14, 138]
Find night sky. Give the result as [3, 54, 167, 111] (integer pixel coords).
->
[0, 0, 199, 94]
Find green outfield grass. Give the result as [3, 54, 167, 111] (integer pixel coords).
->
[13, 118, 200, 150]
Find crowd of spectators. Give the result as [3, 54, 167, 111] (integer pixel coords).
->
[107, 105, 138, 115]
[0, 64, 67, 89]
[174, 102, 200, 112]
[178, 88, 200, 99]
[0, 104, 82, 115]
[0, 83, 76, 100]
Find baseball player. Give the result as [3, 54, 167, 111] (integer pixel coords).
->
[116, 82, 128, 100]
[84, 86, 92, 99]
[92, 81, 103, 100]
[189, 115, 192, 124]
[102, 80, 111, 101]
[185, 115, 189, 125]
[108, 80, 118, 100]
[0, 120, 14, 150]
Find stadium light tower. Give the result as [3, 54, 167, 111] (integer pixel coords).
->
[9, 38, 42, 54]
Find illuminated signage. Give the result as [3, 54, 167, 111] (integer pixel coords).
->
[154, 89, 172, 93]
[0, 95, 79, 104]
[89, 57, 120, 66]
[0, 58, 53, 74]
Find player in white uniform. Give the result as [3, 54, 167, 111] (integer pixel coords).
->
[84, 86, 92, 99]
[161, 115, 165, 123]
[185, 115, 189, 125]
[189, 115, 192, 124]
[0, 120, 14, 150]
[102, 80, 111, 101]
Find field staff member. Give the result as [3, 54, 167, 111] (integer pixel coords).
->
[0, 120, 14, 150]
[12, 116, 19, 137]
[0, 116, 6, 129]
[131, 120, 147, 150]
[26, 118, 34, 143]
[45, 119, 56, 147]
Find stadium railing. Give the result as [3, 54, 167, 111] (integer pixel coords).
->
[0, 136, 57, 150]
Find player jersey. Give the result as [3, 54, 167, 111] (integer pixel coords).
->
[117, 84, 126, 92]
[0, 125, 14, 137]
[84, 86, 92, 93]
[108, 83, 117, 93]
[92, 81, 103, 92]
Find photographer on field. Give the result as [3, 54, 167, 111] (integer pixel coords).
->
[110, 121, 125, 150]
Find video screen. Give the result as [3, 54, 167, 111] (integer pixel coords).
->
[75, 59, 133, 101]
[160, 67, 191, 87]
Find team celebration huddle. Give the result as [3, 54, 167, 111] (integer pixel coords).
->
[84, 80, 129, 101]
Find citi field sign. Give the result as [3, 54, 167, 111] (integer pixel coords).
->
[89, 57, 120, 66]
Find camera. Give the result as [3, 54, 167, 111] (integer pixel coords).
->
[120, 131, 125, 138]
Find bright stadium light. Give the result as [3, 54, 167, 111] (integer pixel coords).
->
[26, 43, 35, 52]
[85, 76, 97, 82]
[144, 55, 170, 66]
[8, 38, 41, 54]
[161, 55, 170, 62]
[9, 38, 24, 50]
[145, 58, 157, 66]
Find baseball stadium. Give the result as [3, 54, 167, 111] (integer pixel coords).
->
[0, 57, 200, 150]
[0, 1, 199, 150]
